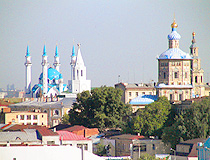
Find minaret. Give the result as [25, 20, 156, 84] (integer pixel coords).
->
[71, 45, 76, 80]
[53, 45, 60, 72]
[25, 45, 32, 95]
[41, 45, 49, 96]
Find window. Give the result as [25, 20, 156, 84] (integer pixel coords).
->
[179, 94, 182, 101]
[164, 72, 166, 79]
[33, 115, 37, 120]
[195, 76, 198, 83]
[77, 70, 79, 77]
[185, 72, 187, 78]
[129, 92, 132, 96]
[27, 115, 31, 120]
[140, 144, 146, 152]
[42, 115, 44, 118]
[47, 141, 55, 145]
[16, 115, 18, 119]
[84, 144, 88, 150]
[153, 144, 155, 150]
[54, 110, 59, 116]
[20, 115, 24, 120]
[81, 70, 83, 76]
[43, 110, 47, 113]
[170, 94, 173, 101]
[77, 144, 82, 149]
[174, 72, 178, 78]
[201, 76, 203, 83]
[136, 92, 138, 96]
[142, 92, 145, 95]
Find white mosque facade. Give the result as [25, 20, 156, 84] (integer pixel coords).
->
[25, 43, 91, 98]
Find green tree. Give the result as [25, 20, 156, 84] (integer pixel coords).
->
[130, 96, 171, 137]
[162, 97, 210, 148]
[61, 113, 70, 124]
[138, 153, 156, 160]
[69, 86, 132, 130]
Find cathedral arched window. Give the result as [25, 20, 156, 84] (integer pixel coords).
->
[164, 72, 166, 79]
[174, 72, 178, 78]
[195, 76, 198, 83]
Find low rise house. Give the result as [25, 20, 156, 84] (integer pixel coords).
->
[1, 124, 60, 145]
[0, 129, 41, 146]
[61, 125, 99, 138]
[57, 130, 93, 153]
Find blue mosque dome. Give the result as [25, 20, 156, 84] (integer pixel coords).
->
[39, 67, 63, 81]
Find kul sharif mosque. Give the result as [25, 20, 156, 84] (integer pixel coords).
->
[24, 43, 91, 98]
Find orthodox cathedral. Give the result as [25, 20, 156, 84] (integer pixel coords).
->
[156, 19, 205, 102]
[25, 43, 91, 98]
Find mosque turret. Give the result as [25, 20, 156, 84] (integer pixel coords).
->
[41, 45, 49, 96]
[25, 45, 32, 95]
[70, 45, 76, 81]
[53, 45, 61, 72]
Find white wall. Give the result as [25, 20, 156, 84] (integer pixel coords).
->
[0, 145, 105, 160]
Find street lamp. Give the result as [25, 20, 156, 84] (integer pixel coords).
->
[170, 148, 176, 160]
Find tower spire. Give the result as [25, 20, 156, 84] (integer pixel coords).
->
[54, 44, 60, 72]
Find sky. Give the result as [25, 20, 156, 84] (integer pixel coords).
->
[0, 0, 210, 90]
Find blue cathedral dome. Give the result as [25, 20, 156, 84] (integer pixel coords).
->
[39, 67, 63, 81]
[168, 31, 181, 40]
[158, 48, 192, 59]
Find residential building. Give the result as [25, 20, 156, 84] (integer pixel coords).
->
[5, 111, 47, 126]
[57, 130, 93, 153]
[115, 82, 156, 104]
[197, 137, 210, 160]
[8, 97, 75, 127]
[172, 138, 207, 160]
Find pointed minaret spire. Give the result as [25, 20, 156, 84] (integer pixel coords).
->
[43, 44, 47, 56]
[54, 44, 60, 72]
[25, 45, 32, 96]
[26, 45, 30, 57]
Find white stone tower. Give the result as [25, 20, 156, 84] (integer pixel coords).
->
[25, 45, 32, 95]
[68, 43, 91, 93]
[53, 45, 60, 72]
[41, 45, 49, 96]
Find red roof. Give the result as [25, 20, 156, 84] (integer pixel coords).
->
[3, 124, 58, 136]
[57, 131, 91, 141]
[61, 125, 87, 132]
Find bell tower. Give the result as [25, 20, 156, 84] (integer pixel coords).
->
[68, 43, 91, 93]
[190, 32, 204, 97]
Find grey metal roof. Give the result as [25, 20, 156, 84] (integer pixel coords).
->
[9, 97, 76, 109]
[0, 129, 40, 142]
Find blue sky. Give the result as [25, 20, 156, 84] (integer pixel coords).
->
[0, 0, 210, 90]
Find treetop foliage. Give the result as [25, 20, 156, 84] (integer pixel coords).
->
[68, 86, 132, 130]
